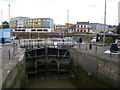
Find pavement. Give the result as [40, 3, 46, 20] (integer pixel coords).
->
[73, 42, 120, 63]
[1, 42, 23, 89]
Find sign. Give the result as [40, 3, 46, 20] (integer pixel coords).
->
[4, 32, 10, 38]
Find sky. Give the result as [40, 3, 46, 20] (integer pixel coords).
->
[0, 0, 120, 25]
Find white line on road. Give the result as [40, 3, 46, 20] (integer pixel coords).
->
[104, 50, 119, 54]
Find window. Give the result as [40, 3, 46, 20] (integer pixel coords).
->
[30, 20, 32, 22]
[43, 19, 46, 21]
[31, 29, 36, 31]
[38, 19, 41, 22]
[44, 29, 48, 31]
[30, 23, 33, 25]
[37, 29, 43, 31]
[22, 29, 25, 31]
[46, 19, 50, 22]
[18, 29, 21, 31]
[38, 23, 41, 25]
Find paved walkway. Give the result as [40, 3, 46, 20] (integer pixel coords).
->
[1, 43, 23, 89]
[73, 43, 120, 63]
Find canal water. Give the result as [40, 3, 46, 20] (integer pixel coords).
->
[26, 74, 76, 88]
[25, 66, 115, 88]
[28, 78, 76, 88]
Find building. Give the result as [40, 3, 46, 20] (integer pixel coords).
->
[90, 23, 108, 33]
[65, 23, 74, 29]
[54, 24, 66, 32]
[118, 1, 120, 25]
[10, 17, 54, 32]
[68, 22, 92, 33]
[68, 25, 76, 33]
[0, 28, 11, 43]
[10, 17, 30, 28]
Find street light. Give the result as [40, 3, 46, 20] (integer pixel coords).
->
[103, 0, 106, 47]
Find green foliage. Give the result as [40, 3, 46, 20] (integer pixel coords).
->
[106, 37, 114, 44]
[2, 21, 9, 29]
[116, 24, 120, 34]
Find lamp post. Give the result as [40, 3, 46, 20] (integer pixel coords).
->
[1, 10, 3, 44]
[103, 0, 106, 47]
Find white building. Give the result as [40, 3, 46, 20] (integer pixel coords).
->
[10, 17, 30, 28]
[10, 17, 54, 33]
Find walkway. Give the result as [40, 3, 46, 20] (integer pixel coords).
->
[73, 43, 120, 63]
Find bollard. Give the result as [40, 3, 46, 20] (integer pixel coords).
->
[38, 45, 40, 48]
[110, 51, 111, 58]
[79, 43, 80, 48]
[86, 44, 87, 51]
[86, 47, 87, 51]
[9, 50, 10, 59]
[95, 46, 97, 54]
[89, 44, 92, 50]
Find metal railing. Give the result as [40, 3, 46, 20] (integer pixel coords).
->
[19, 38, 75, 49]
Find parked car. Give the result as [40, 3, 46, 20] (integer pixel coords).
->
[116, 41, 120, 46]
[110, 43, 118, 53]
[76, 37, 82, 43]
[91, 37, 96, 42]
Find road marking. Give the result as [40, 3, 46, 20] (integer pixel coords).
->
[104, 50, 119, 54]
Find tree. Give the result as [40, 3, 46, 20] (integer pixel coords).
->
[2, 21, 9, 29]
[116, 24, 120, 34]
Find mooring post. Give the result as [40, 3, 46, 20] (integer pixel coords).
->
[79, 43, 80, 48]
[86, 44, 87, 51]
[95, 46, 97, 54]
[9, 49, 10, 59]
[110, 51, 111, 58]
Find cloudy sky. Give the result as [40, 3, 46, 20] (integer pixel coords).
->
[0, 0, 120, 25]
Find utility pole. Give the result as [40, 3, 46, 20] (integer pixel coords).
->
[8, 4, 10, 23]
[1, 10, 2, 28]
[67, 9, 69, 32]
[103, 0, 106, 47]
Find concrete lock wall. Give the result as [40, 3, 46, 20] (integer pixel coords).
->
[70, 48, 119, 87]
[2, 52, 26, 88]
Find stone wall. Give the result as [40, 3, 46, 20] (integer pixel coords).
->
[2, 50, 26, 88]
[70, 48, 119, 87]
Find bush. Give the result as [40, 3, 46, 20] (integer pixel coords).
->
[106, 37, 113, 44]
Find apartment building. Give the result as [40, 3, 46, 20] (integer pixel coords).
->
[54, 24, 66, 32]
[10, 17, 30, 28]
[10, 17, 54, 32]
